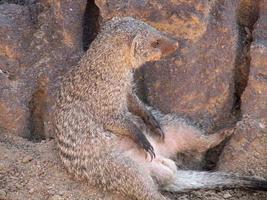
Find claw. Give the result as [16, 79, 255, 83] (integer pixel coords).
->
[143, 142, 155, 161]
[150, 149, 156, 161]
[157, 127, 165, 140]
[147, 115, 165, 140]
[148, 146, 155, 161]
[146, 149, 155, 161]
[153, 125, 165, 140]
[134, 127, 156, 161]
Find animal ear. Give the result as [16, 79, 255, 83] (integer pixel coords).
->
[130, 34, 141, 57]
[100, 16, 122, 32]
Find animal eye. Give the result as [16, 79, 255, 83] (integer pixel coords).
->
[151, 39, 160, 48]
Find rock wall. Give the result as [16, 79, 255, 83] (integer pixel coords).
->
[218, 0, 267, 176]
[0, 0, 91, 139]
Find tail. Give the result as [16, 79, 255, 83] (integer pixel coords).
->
[161, 170, 267, 192]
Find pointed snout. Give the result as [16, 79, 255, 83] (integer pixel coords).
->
[159, 37, 179, 58]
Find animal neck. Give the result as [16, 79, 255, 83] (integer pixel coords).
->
[84, 45, 133, 78]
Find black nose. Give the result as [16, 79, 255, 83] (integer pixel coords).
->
[160, 37, 179, 57]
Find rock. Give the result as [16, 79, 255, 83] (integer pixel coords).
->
[241, 5, 267, 118]
[29, 188, 35, 194]
[0, 1, 90, 139]
[96, 0, 240, 131]
[22, 155, 33, 163]
[0, 190, 7, 199]
[0, 4, 33, 137]
[218, 0, 267, 176]
[223, 192, 232, 199]
[0, 163, 5, 172]
[48, 194, 64, 200]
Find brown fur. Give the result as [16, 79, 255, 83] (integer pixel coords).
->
[53, 17, 178, 200]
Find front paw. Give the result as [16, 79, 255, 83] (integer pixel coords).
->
[136, 133, 155, 161]
[146, 114, 165, 140]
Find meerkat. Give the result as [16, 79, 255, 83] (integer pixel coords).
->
[53, 17, 267, 200]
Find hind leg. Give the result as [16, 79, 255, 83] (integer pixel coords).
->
[119, 135, 178, 193]
[70, 139, 169, 200]
[149, 125, 227, 159]
[56, 104, 168, 200]
[147, 156, 178, 189]
[92, 152, 169, 200]
[149, 109, 234, 158]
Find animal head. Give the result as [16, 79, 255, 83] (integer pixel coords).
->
[100, 17, 179, 68]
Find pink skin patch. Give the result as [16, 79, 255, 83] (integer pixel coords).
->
[117, 119, 232, 186]
[116, 122, 203, 184]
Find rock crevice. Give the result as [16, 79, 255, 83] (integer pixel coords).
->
[232, 0, 260, 116]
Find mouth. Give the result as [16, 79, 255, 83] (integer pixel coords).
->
[151, 51, 163, 61]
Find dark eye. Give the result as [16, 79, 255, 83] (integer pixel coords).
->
[151, 39, 160, 48]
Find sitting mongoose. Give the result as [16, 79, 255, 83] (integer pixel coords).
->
[53, 16, 178, 200]
[55, 17, 178, 160]
[53, 17, 267, 200]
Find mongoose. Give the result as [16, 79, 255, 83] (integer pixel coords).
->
[53, 17, 267, 200]
[55, 16, 178, 160]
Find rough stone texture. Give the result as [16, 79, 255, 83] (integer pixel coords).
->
[0, 4, 34, 138]
[96, 0, 239, 131]
[218, 0, 267, 177]
[0, 1, 87, 138]
[242, 2, 267, 118]
[218, 116, 267, 177]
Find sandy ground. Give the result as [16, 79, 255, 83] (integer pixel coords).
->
[0, 133, 266, 200]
